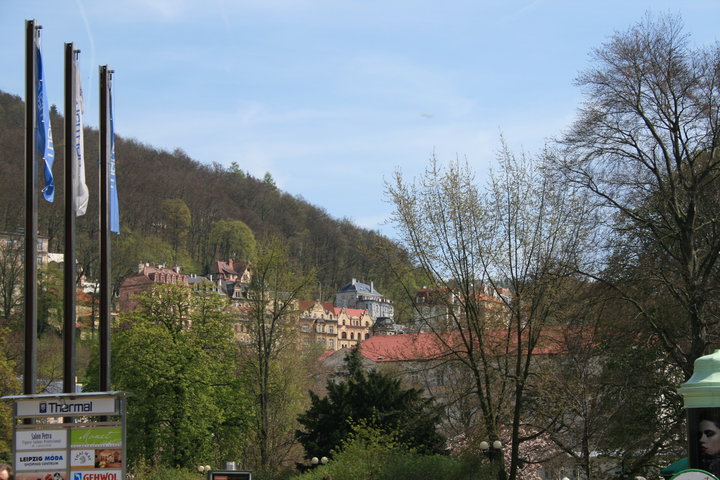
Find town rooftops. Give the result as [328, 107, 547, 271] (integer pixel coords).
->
[338, 278, 380, 295]
[356, 326, 583, 363]
[211, 260, 251, 279]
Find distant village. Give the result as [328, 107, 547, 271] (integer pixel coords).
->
[115, 257, 514, 370]
[0, 229, 512, 365]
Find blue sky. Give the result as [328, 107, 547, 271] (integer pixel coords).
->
[1, 1, 718, 237]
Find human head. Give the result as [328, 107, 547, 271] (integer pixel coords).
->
[0, 463, 11, 480]
[699, 412, 720, 456]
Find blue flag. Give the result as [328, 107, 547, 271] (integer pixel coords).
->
[35, 35, 55, 202]
[109, 81, 120, 234]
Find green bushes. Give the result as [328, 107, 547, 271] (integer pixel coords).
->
[128, 462, 201, 480]
[292, 422, 497, 480]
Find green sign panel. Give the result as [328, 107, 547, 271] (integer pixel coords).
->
[71, 428, 122, 448]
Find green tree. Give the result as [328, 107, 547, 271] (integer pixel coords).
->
[296, 348, 445, 460]
[263, 172, 277, 189]
[0, 237, 23, 319]
[238, 235, 316, 475]
[0, 327, 20, 461]
[228, 161, 247, 178]
[209, 219, 257, 262]
[37, 262, 64, 337]
[95, 283, 246, 468]
[160, 198, 192, 258]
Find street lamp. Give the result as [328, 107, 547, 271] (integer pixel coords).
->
[480, 440, 503, 461]
[311, 456, 329, 467]
[480, 441, 505, 480]
[197, 465, 212, 474]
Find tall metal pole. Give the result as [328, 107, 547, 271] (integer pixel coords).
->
[24, 19, 38, 396]
[99, 65, 111, 392]
[63, 43, 77, 396]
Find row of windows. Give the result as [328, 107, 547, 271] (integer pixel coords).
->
[301, 312, 371, 327]
[341, 332, 371, 340]
[2, 239, 45, 251]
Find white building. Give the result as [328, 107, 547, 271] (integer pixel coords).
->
[335, 278, 394, 321]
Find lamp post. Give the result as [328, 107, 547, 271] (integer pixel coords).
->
[311, 456, 329, 467]
[480, 440, 505, 480]
[480, 440, 503, 461]
[197, 465, 212, 475]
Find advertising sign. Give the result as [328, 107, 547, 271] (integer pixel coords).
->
[15, 472, 67, 480]
[70, 428, 122, 448]
[70, 450, 95, 469]
[689, 408, 720, 477]
[16, 397, 117, 417]
[16, 430, 67, 450]
[5, 393, 126, 480]
[16, 451, 68, 471]
[209, 472, 252, 480]
[70, 469, 122, 480]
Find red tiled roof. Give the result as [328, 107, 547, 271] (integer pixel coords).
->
[331, 307, 368, 318]
[298, 300, 335, 312]
[359, 333, 451, 362]
[345, 308, 366, 317]
[318, 350, 336, 361]
[358, 326, 589, 362]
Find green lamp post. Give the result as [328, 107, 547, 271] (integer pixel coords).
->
[678, 349, 720, 478]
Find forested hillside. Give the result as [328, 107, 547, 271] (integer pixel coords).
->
[0, 90, 420, 313]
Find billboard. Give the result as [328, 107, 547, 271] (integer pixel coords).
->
[6, 393, 126, 480]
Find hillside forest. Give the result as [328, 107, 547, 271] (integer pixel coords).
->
[0, 87, 421, 308]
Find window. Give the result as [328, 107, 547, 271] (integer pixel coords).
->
[350, 333, 355, 340]
[302, 325, 309, 332]
[341, 332, 347, 339]
[328, 326, 334, 334]
[329, 339, 335, 349]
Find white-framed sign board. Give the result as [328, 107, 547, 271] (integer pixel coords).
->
[2, 392, 127, 480]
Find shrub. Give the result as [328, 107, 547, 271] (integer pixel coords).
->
[291, 422, 497, 480]
[127, 461, 201, 480]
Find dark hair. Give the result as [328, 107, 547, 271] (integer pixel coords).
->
[699, 409, 720, 428]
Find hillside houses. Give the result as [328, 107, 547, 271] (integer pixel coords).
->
[116, 261, 519, 355]
[117, 261, 380, 351]
[335, 278, 394, 321]
[117, 263, 189, 312]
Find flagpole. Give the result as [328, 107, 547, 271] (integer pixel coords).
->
[99, 65, 111, 392]
[24, 19, 38, 397]
[63, 43, 77, 396]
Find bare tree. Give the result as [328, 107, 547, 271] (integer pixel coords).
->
[555, 13, 720, 377]
[238, 235, 316, 474]
[386, 143, 591, 480]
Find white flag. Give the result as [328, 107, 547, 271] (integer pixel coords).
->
[74, 59, 88, 216]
